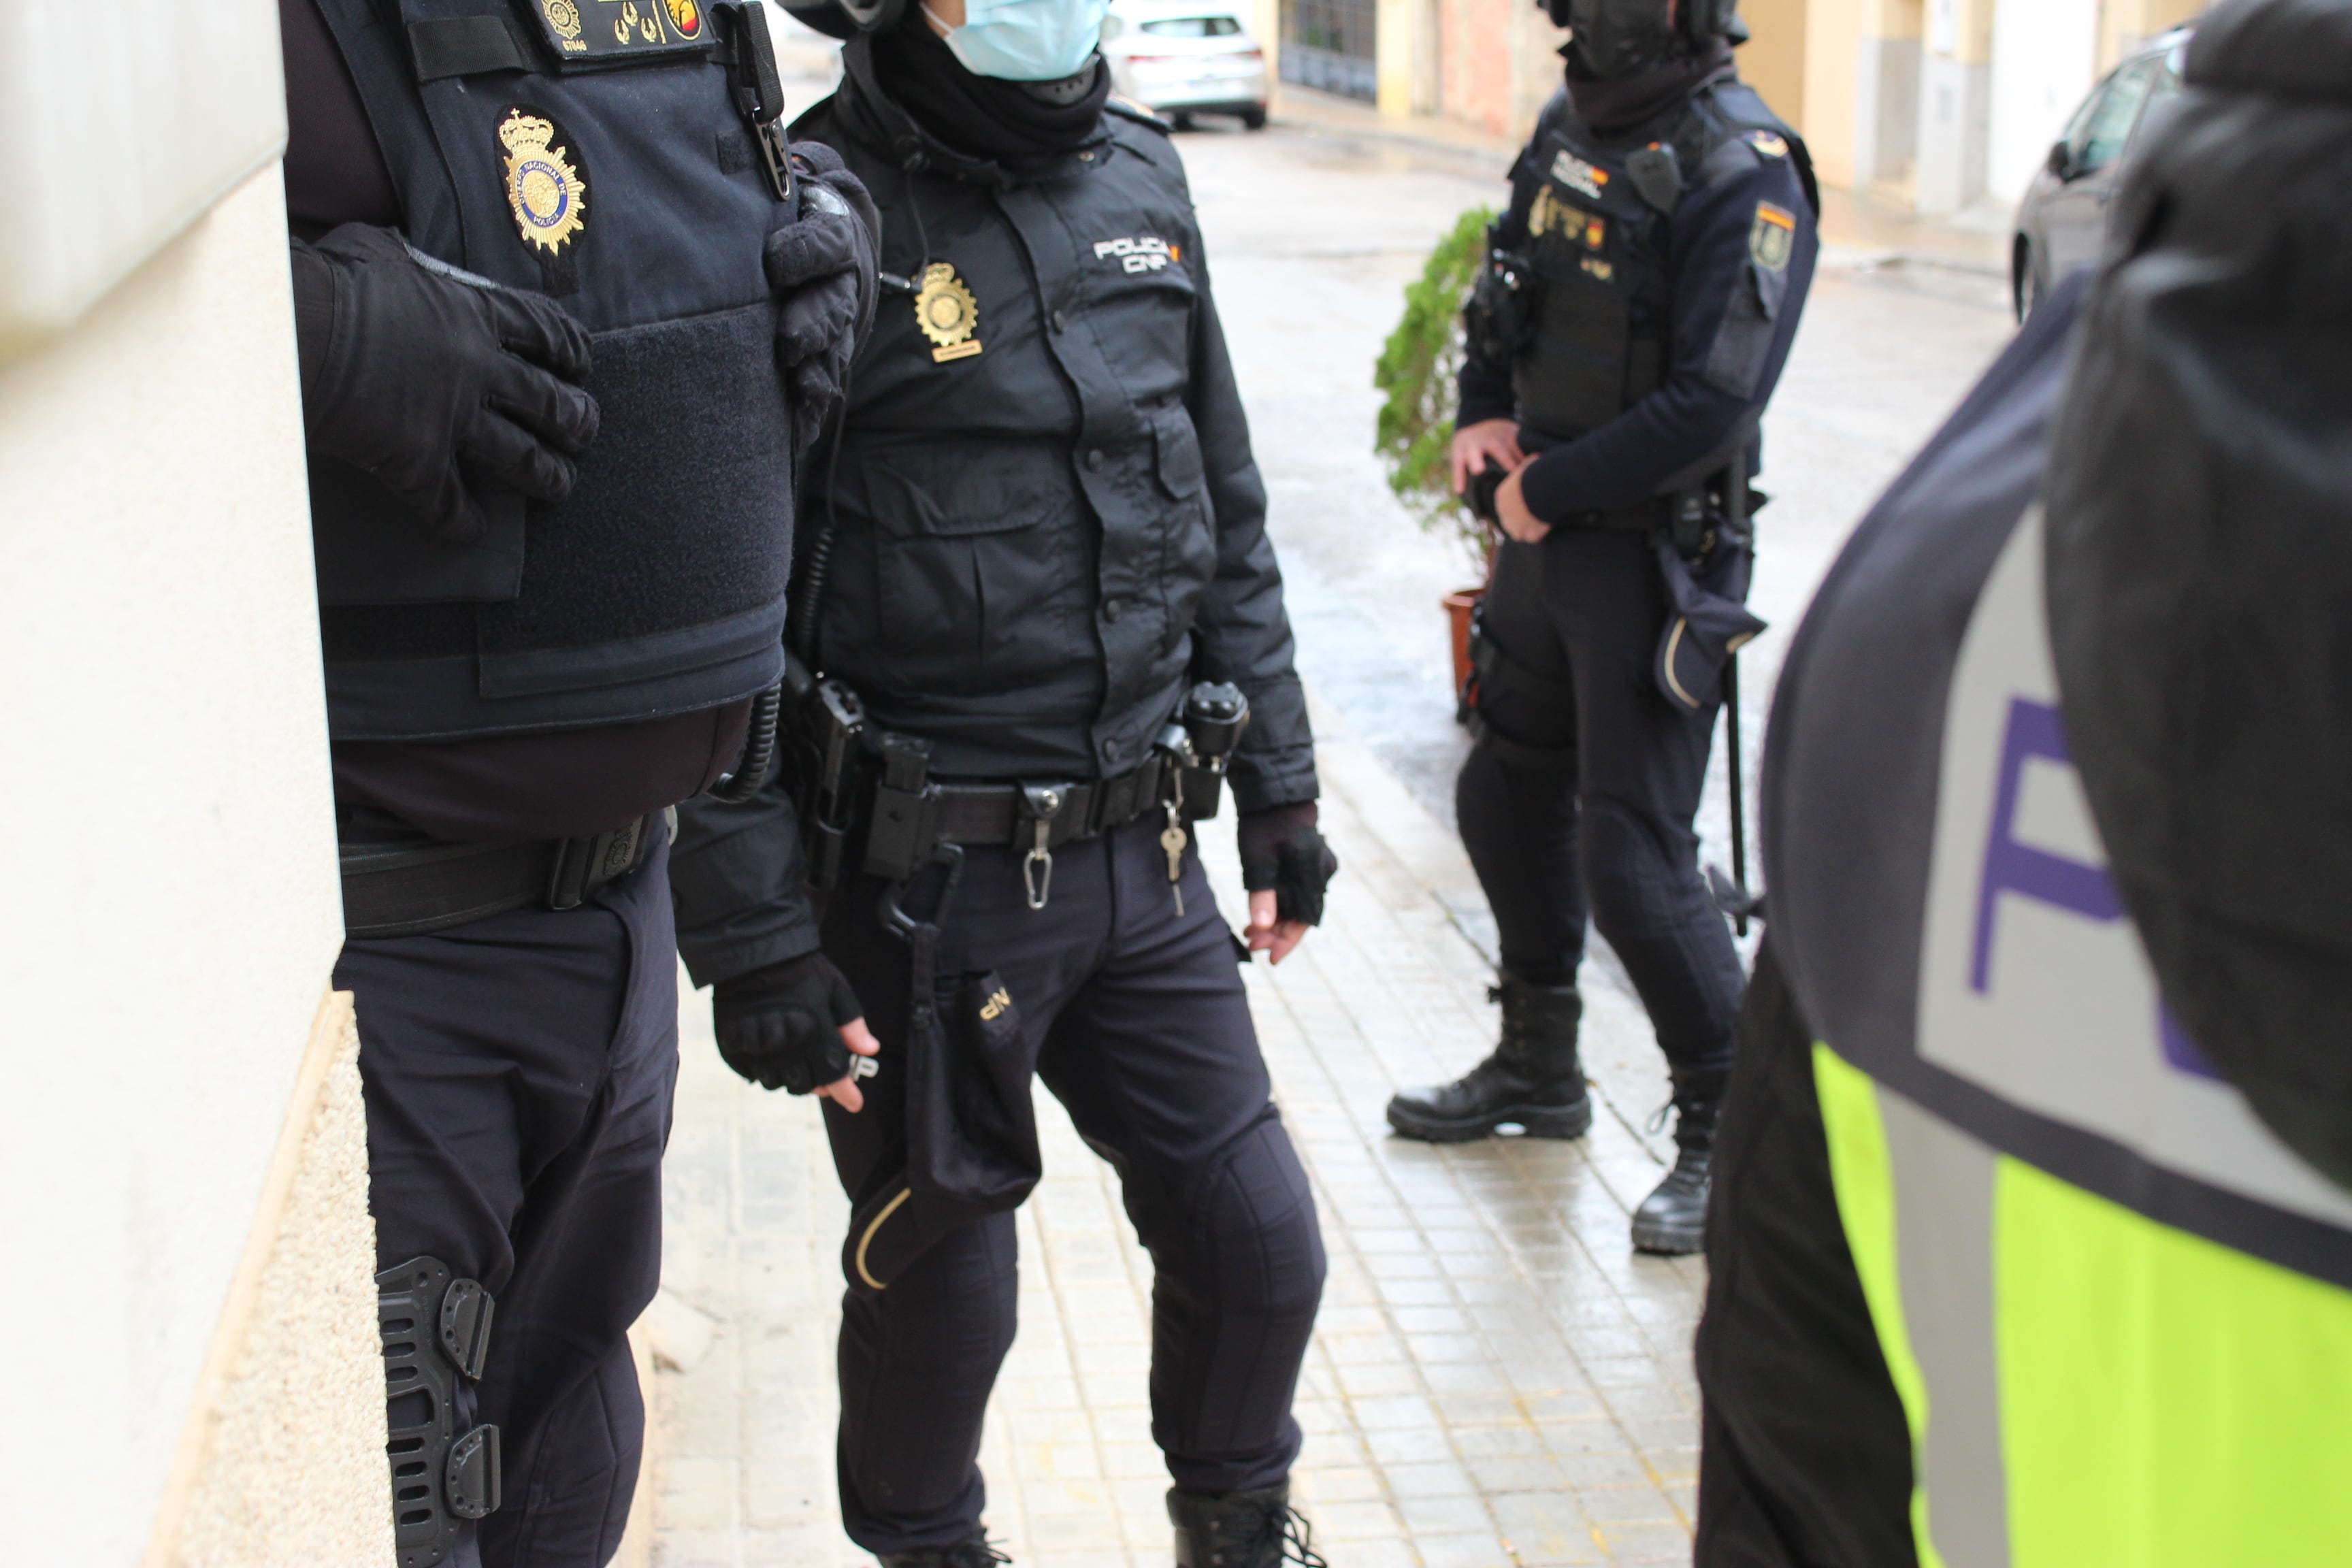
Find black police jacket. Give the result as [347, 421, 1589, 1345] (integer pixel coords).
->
[310, 0, 798, 740]
[667, 35, 1316, 985]
[1462, 71, 1818, 523]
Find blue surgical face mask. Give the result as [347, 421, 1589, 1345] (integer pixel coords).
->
[923, 0, 1111, 82]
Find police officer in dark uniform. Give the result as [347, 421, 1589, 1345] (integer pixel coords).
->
[278, 0, 875, 1560]
[1696, 4, 2352, 1555]
[1383, 0, 1817, 1256]
[663, 0, 1339, 1561]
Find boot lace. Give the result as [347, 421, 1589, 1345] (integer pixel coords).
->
[1255, 1505, 1328, 1568]
[947, 1537, 1013, 1568]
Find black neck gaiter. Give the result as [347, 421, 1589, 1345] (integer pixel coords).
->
[1565, 37, 1733, 137]
[872, 17, 1111, 165]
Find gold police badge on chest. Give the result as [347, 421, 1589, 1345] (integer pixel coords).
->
[915, 262, 982, 363]
[498, 110, 588, 256]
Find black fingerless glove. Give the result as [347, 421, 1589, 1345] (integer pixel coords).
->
[766, 142, 880, 451]
[293, 224, 599, 542]
[1237, 802, 1341, 928]
[712, 951, 868, 1094]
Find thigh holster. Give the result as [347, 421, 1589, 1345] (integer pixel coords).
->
[1462, 615, 1581, 770]
[377, 1256, 502, 1568]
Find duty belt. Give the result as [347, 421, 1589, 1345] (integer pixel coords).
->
[338, 812, 665, 939]
[928, 757, 1176, 851]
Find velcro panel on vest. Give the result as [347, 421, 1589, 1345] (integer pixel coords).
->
[477, 301, 791, 671]
[407, 16, 535, 81]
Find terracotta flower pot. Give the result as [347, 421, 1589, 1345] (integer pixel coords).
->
[1442, 587, 1484, 698]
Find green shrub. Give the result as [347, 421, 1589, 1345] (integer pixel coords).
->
[1374, 205, 1497, 564]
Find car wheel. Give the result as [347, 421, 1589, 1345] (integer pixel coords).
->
[1241, 105, 1267, 130]
[1170, 111, 1196, 131]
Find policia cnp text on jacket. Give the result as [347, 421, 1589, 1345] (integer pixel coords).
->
[1385, 0, 1818, 1256]
[665, 1, 1339, 1563]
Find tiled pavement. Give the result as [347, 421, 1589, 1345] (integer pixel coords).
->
[642, 693, 1708, 1568]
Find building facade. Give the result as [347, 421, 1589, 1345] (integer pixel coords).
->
[1264, 0, 2207, 216]
[0, 0, 391, 1561]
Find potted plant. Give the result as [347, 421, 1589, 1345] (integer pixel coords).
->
[1375, 206, 1499, 703]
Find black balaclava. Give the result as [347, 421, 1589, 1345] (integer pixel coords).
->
[871, 9, 1111, 165]
[1550, 0, 1735, 135]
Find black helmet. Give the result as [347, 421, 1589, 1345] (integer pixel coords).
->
[780, 0, 907, 37]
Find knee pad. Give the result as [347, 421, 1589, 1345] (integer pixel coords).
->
[1191, 1117, 1327, 1315]
[1582, 798, 1695, 934]
[378, 1257, 502, 1568]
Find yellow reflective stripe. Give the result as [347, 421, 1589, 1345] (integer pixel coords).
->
[1813, 1043, 1948, 1568]
[1993, 1157, 2352, 1568]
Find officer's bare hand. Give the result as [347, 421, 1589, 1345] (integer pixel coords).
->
[1245, 892, 1311, 964]
[713, 951, 880, 1109]
[1450, 419, 1526, 497]
[816, 1017, 883, 1113]
[1239, 803, 1340, 964]
[1495, 463, 1550, 545]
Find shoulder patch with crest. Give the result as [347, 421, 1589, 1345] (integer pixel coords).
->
[1742, 129, 1790, 159]
[1749, 202, 1795, 273]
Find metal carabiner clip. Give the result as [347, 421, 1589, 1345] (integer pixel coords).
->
[1019, 784, 1066, 911]
[1024, 818, 1054, 911]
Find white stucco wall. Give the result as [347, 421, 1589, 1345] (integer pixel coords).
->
[0, 161, 345, 1562]
[1987, 0, 2101, 203]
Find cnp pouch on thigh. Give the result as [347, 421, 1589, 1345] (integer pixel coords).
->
[843, 970, 1042, 1292]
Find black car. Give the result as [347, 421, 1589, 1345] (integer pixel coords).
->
[2011, 28, 2191, 320]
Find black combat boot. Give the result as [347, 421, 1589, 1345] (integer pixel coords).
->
[1168, 1484, 1327, 1568]
[879, 1529, 1012, 1568]
[1629, 1067, 1730, 1255]
[1385, 976, 1591, 1142]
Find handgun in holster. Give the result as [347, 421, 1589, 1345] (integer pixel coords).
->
[780, 649, 869, 892]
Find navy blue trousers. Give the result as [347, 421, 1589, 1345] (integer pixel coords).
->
[336, 837, 678, 1568]
[1461, 527, 1745, 1073]
[818, 816, 1328, 1554]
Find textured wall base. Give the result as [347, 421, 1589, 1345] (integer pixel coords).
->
[150, 991, 391, 1568]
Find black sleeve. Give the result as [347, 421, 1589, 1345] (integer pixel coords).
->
[1181, 217, 1318, 815]
[1455, 144, 1542, 431]
[1694, 936, 1919, 1567]
[668, 770, 824, 990]
[1518, 150, 1818, 521]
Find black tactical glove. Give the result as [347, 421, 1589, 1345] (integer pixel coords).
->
[1237, 802, 1341, 927]
[713, 950, 869, 1094]
[766, 143, 880, 451]
[292, 223, 599, 543]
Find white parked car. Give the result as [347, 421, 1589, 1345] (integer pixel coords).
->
[1100, 0, 1269, 130]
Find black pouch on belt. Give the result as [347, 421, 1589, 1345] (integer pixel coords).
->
[843, 971, 1042, 1294]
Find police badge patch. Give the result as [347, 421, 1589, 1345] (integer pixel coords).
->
[499, 110, 587, 256]
[915, 263, 983, 363]
[1750, 202, 1795, 273]
[1742, 129, 1790, 159]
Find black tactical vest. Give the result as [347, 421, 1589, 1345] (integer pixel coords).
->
[1512, 78, 1810, 442]
[312, 0, 798, 740]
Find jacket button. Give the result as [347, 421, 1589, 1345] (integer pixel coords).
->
[1051, 309, 1070, 333]
[1086, 448, 1106, 471]
[1102, 598, 1124, 622]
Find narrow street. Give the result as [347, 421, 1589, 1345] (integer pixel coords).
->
[640, 80, 2019, 1568]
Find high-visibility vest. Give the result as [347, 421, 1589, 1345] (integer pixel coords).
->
[1765, 282, 2352, 1568]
